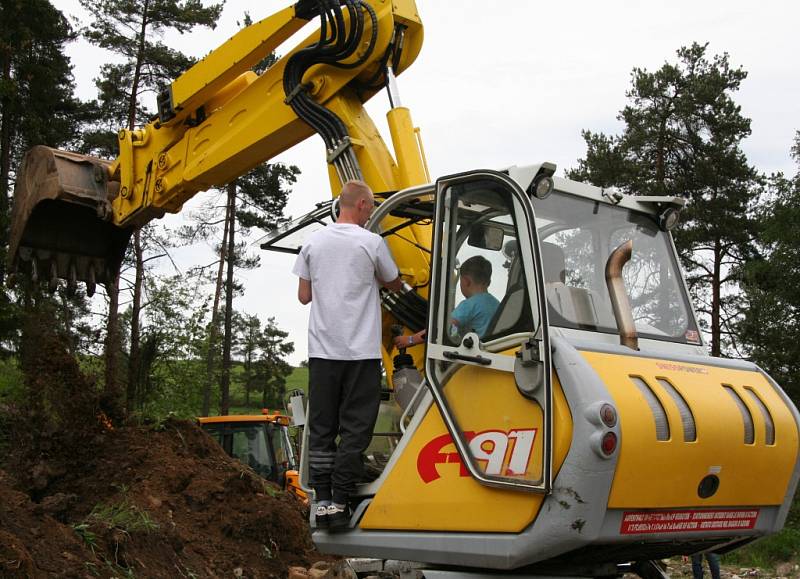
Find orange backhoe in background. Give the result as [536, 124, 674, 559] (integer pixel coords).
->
[198, 409, 307, 502]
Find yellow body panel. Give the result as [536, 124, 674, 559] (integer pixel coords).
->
[167, 6, 303, 124]
[581, 351, 799, 508]
[361, 367, 572, 532]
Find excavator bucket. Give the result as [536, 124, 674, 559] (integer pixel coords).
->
[8, 146, 131, 296]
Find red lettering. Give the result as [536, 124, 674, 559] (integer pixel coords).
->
[416, 428, 537, 483]
[416, 432, 475, 483]
[620, 509, 759, 535]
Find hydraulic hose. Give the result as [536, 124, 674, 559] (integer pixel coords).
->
[284, 0, 382, 182]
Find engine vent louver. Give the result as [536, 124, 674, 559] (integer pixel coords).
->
[657, 378, 697, 442]
[722, 385, 755, 445]
[630, 376, 670, 441]
[744, 387, 776, 445]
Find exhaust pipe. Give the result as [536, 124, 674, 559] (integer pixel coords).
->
[605, 240, 638, 351]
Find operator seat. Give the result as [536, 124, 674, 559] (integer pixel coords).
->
[542, 241, 612, 328]
[541, 241, 567, 285]
[484, 241, 531, 339]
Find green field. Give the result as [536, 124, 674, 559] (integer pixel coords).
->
[285, 366, 309, 396]
[224, 366, 308, 415]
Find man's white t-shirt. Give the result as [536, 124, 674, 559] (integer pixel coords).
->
[292, 223, 399, 360]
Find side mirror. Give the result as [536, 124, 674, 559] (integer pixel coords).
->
[468, 224, 504, 251]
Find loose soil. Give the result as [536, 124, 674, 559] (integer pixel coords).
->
[0, 309, 320, 578]
[0, 419, 319, 578]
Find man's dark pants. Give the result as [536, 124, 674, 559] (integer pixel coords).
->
[308, 358, 381, 505]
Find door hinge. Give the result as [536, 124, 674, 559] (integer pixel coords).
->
[517, 338, 541, 367]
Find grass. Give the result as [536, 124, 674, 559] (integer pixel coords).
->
[72, 522, 98, 553]
[722, 527, 800, 569]
[74, 494, 157, 579]
[284, 366, 309, 395]
[722, 494, 800, 569]
[87, 497, 159, 535]
[220, 366, 309, 416]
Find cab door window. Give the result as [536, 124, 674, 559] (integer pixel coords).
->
[438, 185, 537, 346]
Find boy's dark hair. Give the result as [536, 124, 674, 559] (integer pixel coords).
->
[460, 255, 492, 286]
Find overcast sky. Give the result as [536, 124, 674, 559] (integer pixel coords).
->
[52, 0, 800, 364]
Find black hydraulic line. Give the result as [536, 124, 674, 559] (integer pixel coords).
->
[384, 231, 431, 255]
[286, 0, 392, 183]
[285, 56, 341, 147]
[381, 289, 428, 332]
[354, 23, 403, 92]
[391, 25, 405, 71]
[295, 2, 361, 147]
[327, 2, 377, 70]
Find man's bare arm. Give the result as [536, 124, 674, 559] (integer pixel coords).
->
[298, 278, 312, 304]
[381, 276, 404, 292]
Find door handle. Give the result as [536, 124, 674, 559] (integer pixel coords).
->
[442, 350, 492, 365]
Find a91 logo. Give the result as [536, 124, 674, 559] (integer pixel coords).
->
[416, 428, 537, 483]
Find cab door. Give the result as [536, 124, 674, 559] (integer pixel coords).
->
[425, 170, 552, 492]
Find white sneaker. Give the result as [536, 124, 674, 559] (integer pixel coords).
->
[314, 504, 329, 528]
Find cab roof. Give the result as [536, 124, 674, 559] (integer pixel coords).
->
[198, 412, 290, 425]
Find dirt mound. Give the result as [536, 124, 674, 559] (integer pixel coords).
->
[1, 419, 320, 578]
[0, 469, 95, 577]
[0, 308, 323, 577]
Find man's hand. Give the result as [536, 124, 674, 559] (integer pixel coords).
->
[381, 275, 404, 292]
[393, 329, 426, 349]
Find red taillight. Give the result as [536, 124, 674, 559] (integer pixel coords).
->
[600, 403, 617, 427]
[601, 431, 617, 455]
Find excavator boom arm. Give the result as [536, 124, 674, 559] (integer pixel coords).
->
[8, 0, 426, 293]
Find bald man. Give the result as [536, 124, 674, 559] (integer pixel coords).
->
[293, 180, 403, 531]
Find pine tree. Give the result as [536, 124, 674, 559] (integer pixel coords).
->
[0, 0, 85, 354]
[255, 317, 294, 409]
[737, 133, 800, 402]
[568, 43, 760, 355]
[78, 0, 223, 412]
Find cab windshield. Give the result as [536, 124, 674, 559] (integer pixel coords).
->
[203, 423, 276, 480]
[533, 191, 700, 344]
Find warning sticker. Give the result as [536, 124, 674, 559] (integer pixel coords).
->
[620, 509, 759, 535]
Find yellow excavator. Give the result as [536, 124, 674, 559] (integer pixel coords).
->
[8, 1, 799, 577]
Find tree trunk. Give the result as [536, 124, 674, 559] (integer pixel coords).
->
[219, 182, 236, 416]
[128, 0, 149, 131]
[655, 116, 668, 194]
[0, 53, 13, 284]
[201, 197, 231, 416]
[125, 1, 149, 412]
[127, 229, 143, 411]
[244, 359, 251, 407]
[244, 340, 256, 408]
[711, 237, 721, 357]
[104, 274, 125, 421]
